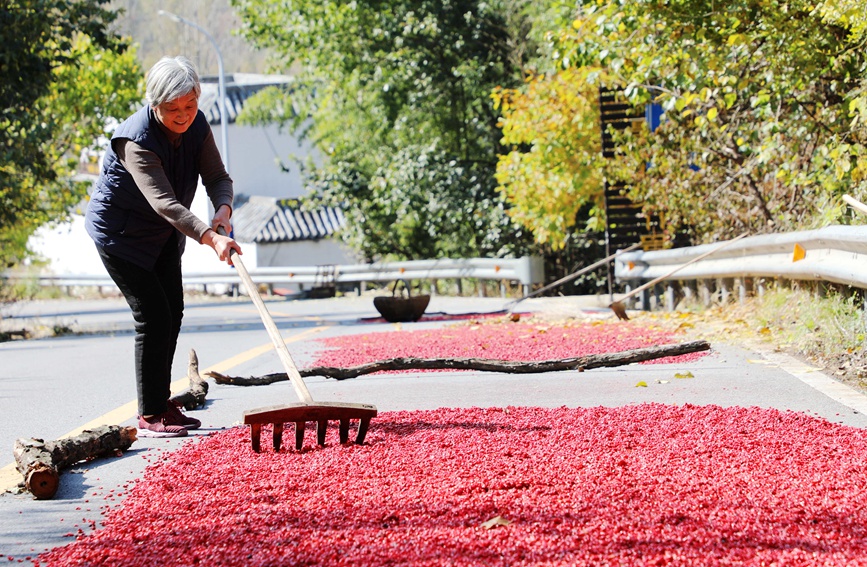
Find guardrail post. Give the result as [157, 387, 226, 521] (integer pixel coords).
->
[682, 281, 696, 304]
[515, 256, 545, 288]
[641, 286, 652, 311]
[817, 281, 830, 299]
[735, 278, 746, 304]
[718, 278, 731, 305]
[664, 283, 676, 311]
[699, 280, 712, 307]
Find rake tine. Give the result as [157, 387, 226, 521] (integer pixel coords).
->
[295, 421, 306, 450]
[273, 422, 284, 452]
[339, 418, 350, 444]
[223, 228, 378, 453]
[244, 403, 378, 452]
[356, 417, 372, 445]
[317, 419, 328, 446]
[250, 423, 262, 453]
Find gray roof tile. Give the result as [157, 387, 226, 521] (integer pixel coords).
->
[232, 196, 345, 243]
[199, 74, 294, 125]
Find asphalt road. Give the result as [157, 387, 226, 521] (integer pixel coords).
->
[2, 293, 867, 559]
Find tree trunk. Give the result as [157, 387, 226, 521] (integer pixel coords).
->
[169, 349, 209, 410]
[13, 425, 137, 500]
[206, 340, 710, 384]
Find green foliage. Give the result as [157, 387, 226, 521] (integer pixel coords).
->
[493, 67, 607, 249]
[561, 0, 867, 242]
[490, 0, 867, 247]
[752, 284, 867, 365]
[230, 0, 867, 260]
[232, 0, 537, 260]
[1, 1, 142, 268]
[817, 0, 867, 40]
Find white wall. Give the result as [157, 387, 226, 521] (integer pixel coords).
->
[26, 207, 254, 278]
[256, 239, 359, 268]
[29, 116, 324, 277]
[28, 214, 104, 276]
[211, 122, 319, 200]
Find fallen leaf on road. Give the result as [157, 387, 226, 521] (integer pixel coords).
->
[481, 515, 512, 530]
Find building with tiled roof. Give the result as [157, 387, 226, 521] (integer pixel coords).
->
[31, 74, 358, 278]
[230, 195, 356, 269]
[232, 196, 345, 243]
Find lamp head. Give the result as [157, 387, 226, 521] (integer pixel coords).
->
[157, 10, 183, 23]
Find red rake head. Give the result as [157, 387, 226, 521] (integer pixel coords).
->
[243, 402, 378, 452]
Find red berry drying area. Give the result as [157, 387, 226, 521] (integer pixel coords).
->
[313, 320, 708, 368]
[36, 404, 867, 566]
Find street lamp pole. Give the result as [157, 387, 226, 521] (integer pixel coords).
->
[158, 10, 230, 174]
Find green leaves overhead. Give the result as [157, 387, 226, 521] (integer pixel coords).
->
[232, 0, 535, 260]
[232, 0, 867, 257]
[495, 0, 867, 247]
[493, 67, 607, 249]
[1, 1, 141, 268]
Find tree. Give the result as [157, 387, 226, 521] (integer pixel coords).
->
[816, 0, 867, 196]
[108, 0, 272, 74]
[492, 67, 607, 249]
[1, 0, 142, 268]
[231, 0, 537, 260]
[491, 0, 867, 247]
[567, 0, 867, 242]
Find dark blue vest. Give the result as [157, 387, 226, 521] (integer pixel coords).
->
[85, 105, 210, 270]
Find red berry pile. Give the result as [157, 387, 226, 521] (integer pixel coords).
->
[35, 404, 867, 566]
[313, 320, 708, 369]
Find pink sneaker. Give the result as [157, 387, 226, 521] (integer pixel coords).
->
[138, 413, 188, 438]
[167, 402, 202, 430]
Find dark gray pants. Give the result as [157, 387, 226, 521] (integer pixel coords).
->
[97, 236, 184, 416]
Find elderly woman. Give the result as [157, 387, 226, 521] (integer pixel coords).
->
[85, 56, 242, 438]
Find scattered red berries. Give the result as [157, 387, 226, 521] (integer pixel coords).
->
[313, 320, 708, 369]
[33, 404, 867, 566]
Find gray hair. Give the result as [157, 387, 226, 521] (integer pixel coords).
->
[145, 56, 201, 107]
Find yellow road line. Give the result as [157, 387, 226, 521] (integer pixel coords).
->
[2, 325, 329, 493]
[0, 463, 21, 493]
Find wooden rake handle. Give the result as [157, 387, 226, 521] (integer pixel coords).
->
[218, 228, 315, 404]
[844, 194, 867, 216]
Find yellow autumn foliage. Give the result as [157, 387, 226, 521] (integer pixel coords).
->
[492, 67, 608, 250]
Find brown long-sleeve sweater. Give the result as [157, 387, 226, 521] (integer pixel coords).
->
[115, 128, 234, 244]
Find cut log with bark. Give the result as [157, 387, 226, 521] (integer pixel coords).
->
[206, 340, 710, 385]
[13, 425, 137, 500]
[169, 349, 209, 410]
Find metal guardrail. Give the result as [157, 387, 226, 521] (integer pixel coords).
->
[5, 256, 546, 295]
[614, 225, 867, 297]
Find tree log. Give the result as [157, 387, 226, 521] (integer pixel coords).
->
[13, 425, 137, 500]
[206, 340, 711, 384]
[169, 349, 209, 410]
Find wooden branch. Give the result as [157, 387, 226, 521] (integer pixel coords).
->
[169, 349, 209, 410]
[206, 340, 710, 384]
[13, 425, 137, 500]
